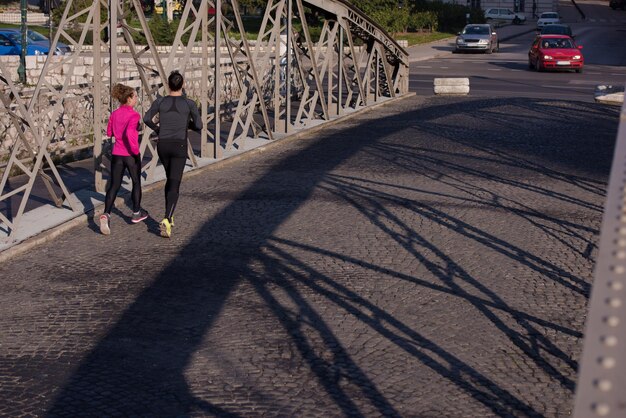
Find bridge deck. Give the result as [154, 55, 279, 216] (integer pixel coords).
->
[0, 91, 616, 417]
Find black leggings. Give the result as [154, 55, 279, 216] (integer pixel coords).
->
[157, 141, 187, 220]
[104, 154, 142, 214]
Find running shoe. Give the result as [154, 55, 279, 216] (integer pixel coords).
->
[160, 218, 172, 238]
[99, 213, 111, 235]
[131, 208, 149, 223]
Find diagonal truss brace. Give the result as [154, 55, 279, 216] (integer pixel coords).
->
[0, 61, 77, 239]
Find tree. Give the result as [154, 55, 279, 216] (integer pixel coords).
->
[348, 0, 399, 14]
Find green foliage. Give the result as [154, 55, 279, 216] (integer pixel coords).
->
[370, 7, 410, 34]
[52, 0, 107, 27]
[237, 0, 266, 13]
[407, 11, 438, 32]
[148, 15, 176, 45]
[469, 7, 486, 24]
[394, 30, 454, 46]
[349, 0, 440, 34]
[349, 0, 398, 14]
[410, 0, 481, 33]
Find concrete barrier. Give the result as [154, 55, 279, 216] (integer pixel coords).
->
[594, 85, 624, 106]
[434, 78, 470, 95]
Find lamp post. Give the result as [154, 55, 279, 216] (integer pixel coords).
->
[17, 0, 27, 84]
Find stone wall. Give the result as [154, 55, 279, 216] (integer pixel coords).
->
[0, 12, 48, 24]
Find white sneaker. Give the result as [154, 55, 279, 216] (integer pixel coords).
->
[99, 213, 111, 235]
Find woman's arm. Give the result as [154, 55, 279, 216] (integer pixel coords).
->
[106, 113, 114, 137]
[188, 99, 203, 132]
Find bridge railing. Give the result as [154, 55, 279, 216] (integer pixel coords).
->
[573, 94, 626, 418]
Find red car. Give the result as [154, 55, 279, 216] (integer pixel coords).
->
[528, 35, 584, 73]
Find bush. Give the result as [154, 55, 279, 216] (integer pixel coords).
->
[469, 8, 486, 24]
[407, 11, 438, 32]
[370, 7, 410, 34]
[148, 15, 175, 45]
[410, 1, 483, 33]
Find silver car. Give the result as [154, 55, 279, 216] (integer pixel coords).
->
[455, 24, 499, 53]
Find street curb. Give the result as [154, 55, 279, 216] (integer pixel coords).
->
[0, 93, 417, 263]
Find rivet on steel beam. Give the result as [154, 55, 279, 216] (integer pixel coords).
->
[594, 378, 613, 392]
[609, 280, 624, 291]
[600, 335, 618, 347]
[612, 265, 625, 274]
[603, 316, 620, 327]
[592, 403, 610, 416]
[616, 238, 626, 247]
[615, 251, 626, 259]
[598, 356, 616, 369]
[618, 226, 626, 234]
[606, 297, 622, 308]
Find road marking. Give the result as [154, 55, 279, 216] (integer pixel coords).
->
[542, 85, 592, 89]
[569, 79, 608, 85]
[487, 68, 502, 71]
[586, 72, 601, 75]
[611, 73, 625, 76]
[440, 66, 449, 69]
[415, 66, 432, 68]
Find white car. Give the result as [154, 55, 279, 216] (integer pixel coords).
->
[484, 8, 527, 24]
[537, 12, 561, 29]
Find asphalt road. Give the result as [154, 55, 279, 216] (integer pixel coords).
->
[410, 1, 626, 101]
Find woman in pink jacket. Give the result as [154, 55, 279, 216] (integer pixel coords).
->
[99, 84, 148, 235]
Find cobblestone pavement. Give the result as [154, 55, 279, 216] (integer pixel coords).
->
[0, 95, 618, 417]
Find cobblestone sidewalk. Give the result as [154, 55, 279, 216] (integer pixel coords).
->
[0, 95, 618, 417]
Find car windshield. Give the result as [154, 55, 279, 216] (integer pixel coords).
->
[542, 13, 559, 18]
[4, 33, 22, 43]
[542, 26, 570, 35]
[28, 30, 48, 42]
[463, 26, 489, 35]
[541, 38, 574, 49]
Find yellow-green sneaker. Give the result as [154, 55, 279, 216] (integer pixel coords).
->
[160, 218, 172, 238]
